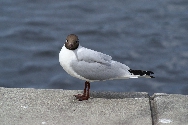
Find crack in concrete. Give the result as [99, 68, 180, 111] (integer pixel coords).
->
[149, 96, 155, 125]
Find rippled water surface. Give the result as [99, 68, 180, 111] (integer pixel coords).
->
[1, 0, 188, 95]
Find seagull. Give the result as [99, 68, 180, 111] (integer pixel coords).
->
[59, 34, 154, 101]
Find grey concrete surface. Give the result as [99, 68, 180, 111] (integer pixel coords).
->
[0, 87, 152, 125]
[151, 93, 188, 125]
[1, 88, 188, 125]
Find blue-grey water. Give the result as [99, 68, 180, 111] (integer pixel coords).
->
[1, 0, 188, 95]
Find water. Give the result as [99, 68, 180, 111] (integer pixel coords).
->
[1, 0, 188, 95]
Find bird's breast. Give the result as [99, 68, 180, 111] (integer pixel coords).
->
[59, 46, 77, 74]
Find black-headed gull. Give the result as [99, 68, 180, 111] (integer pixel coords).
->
[59, 34, 154, 101]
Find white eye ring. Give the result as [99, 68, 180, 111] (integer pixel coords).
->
[66, 39, 68, 42]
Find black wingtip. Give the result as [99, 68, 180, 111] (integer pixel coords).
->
[150, 76, 155, 78]
[128, 69, 155, 78]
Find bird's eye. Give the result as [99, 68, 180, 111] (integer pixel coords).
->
[66, 39, 68, 42]
[76, 40, 79, 43]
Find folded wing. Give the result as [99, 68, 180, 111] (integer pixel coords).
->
[76, 47, 112, 64]
[70, 47, 130, 81]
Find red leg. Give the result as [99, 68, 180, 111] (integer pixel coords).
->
[83, 81, 87, 96]
[74, 81, 90, 101]
[86, 81, 90, 99]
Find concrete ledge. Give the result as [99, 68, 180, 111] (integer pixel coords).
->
[151, 93, 188, 125]
[0, 87, 187, 125]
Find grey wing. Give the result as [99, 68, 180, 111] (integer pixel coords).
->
[76, 47, 112, 64]
[71, 47, 131, 81]
[70, 60, 131, 81]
